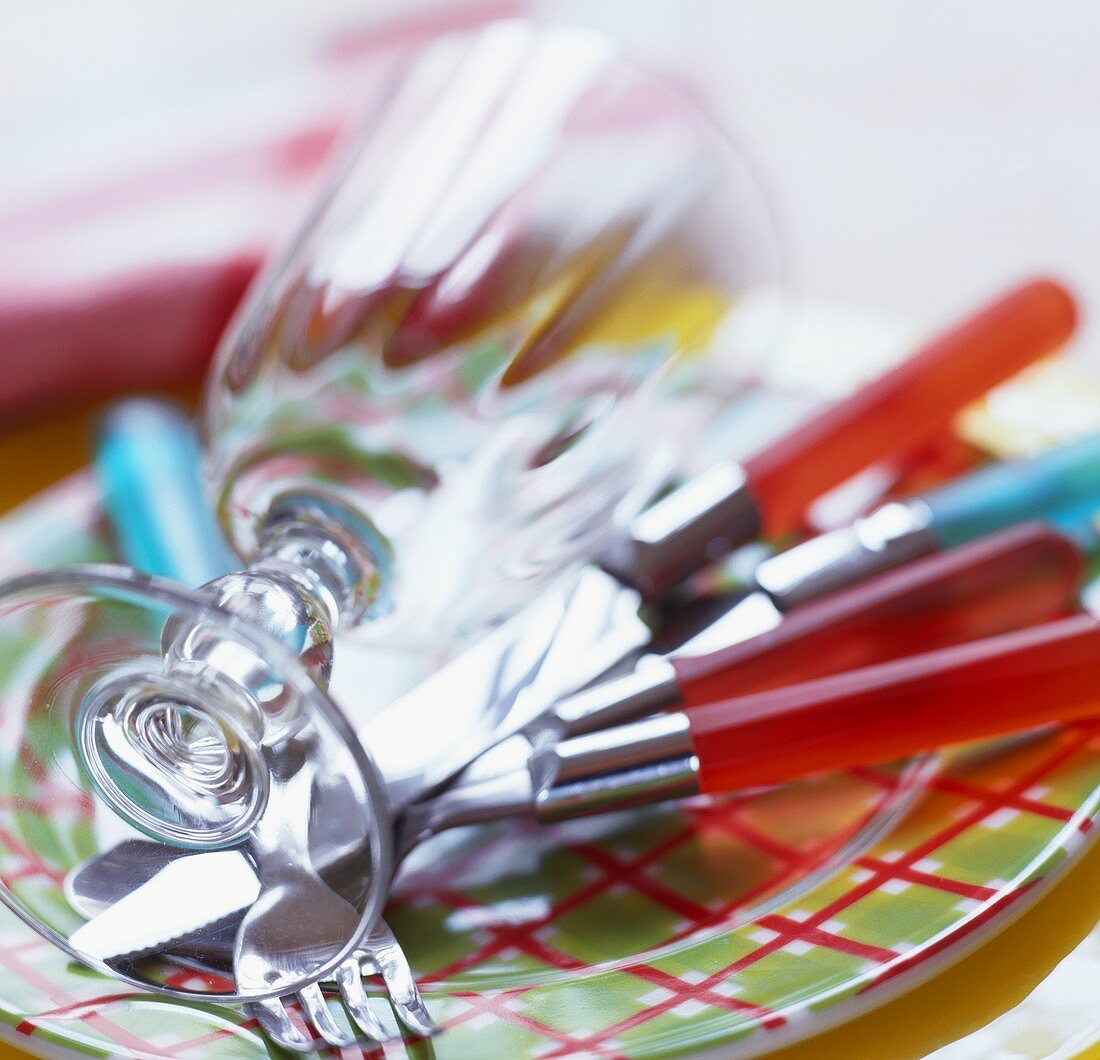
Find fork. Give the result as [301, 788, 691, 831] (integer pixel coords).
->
[233, 743, 434, 1052]
[249, 920, 434, 1052]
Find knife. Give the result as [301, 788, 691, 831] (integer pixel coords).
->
[69, 850, 258, 962]
[397, 603, 1100, 834]
[432, 517, 1087, 790]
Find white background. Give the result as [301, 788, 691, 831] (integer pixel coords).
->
[2, 0, 1097, 347]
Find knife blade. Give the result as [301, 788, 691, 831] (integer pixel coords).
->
[340, 563, 651, 812]
[68, 850, 259, 962]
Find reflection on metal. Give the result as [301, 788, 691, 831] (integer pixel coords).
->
[359, 565, 651, 811]
[536, 755, 701, 823]
[550, 656, 680, 737]
[755, 499, 938, 609]
[604, 462, 763, 597]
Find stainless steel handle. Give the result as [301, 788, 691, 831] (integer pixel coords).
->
[753, 499, 938, 610]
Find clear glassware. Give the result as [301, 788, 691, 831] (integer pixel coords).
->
[203, 18, 780, 649]
[0, 568, 391, 1002]
[0, 19, 780, 1003]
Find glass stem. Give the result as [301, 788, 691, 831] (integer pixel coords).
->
[196, 490, 390, 688]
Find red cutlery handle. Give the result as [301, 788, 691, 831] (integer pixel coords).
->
[687, 611, 1100, 794]
[672, 520, 1083, 706]
[742, 279, 1078, 538]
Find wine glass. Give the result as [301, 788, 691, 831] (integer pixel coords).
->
[0, 18, 780, 1004]
[203, 17, 781, 652]
[0, 567, 390, 1005]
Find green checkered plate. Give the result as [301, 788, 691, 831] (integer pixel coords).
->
[0, 473, 1098, 1060]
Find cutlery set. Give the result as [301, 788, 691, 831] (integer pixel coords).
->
[12, 274, 1090, 1053]
[0, 19, 1097, 1057]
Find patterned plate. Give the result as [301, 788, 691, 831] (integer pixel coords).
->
[0, 471, 1098, 1060]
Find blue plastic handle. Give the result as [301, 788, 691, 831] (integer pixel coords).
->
[96, 399, 236, 587]
[925, 431, 1100, 549]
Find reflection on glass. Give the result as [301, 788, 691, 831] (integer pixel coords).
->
[0, 571, 385, 999]
[205, 20, 779, 647]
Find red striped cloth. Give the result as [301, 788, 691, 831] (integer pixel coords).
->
[0, 1, 520, 421]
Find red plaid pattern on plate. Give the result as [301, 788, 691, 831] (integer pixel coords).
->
[0, 473, 1096, 1059]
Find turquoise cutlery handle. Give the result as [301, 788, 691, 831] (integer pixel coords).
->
[925, 432, 1100, 549]
[96, 399, 236, 586]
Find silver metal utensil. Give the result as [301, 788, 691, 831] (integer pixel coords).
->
[261, 921, 436, 1053]
[64, 564, 648, 1054]
[233, 741, 380, 1051]
[67, 844, 426, 1053]
[232, 722, 435, 1051]
[249, 923, 434, 1053]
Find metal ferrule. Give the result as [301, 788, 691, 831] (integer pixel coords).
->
[753, 499, 938, 611]
[535, 755, 701, 823]
[601, 463, 762, 598]
[534, 712, 694, 786]
[550, 658, 681, 738]
[399, 715, 700, 844]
